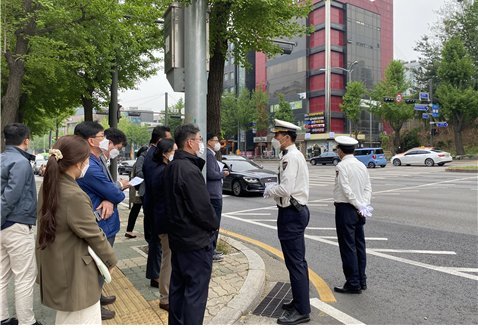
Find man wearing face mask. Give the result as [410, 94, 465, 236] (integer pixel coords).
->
[263, 119, 311, 325]
[103, 128, 129, 190]
[1, 123, 40, 325]
[74, 121, 127, 321]
[163, 124, 218, 325]
[206, 133, 229, 262]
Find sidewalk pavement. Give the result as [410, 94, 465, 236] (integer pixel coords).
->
[6, 197, 266, 325]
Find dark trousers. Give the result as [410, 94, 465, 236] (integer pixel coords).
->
[146, 234, 162, 280]
[168, 245, 213, 325]
[277, 206, 311, 315]
[334, 202, 367, 289]
[210, 198, 222, 250]
[126, 203, 142, 232]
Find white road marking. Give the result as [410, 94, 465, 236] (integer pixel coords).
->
[310, 298, 365, 325]
[237, 213, 271, 216]
[319, 236, 388, 241]
[369, 249, 456, 255]
[437, 267, 478, 273]
[249, 219, 276, 222]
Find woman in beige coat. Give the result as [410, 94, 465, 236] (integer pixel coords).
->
[36, 135, 117, 324]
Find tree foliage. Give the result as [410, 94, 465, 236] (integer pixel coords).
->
[371, 60, 414, 153]
[274, 94, 294, 123]
[340, 81, 367, 139]
[436, 37, 478, 155]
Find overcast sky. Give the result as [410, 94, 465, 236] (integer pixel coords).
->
[118, 0, 449, 111]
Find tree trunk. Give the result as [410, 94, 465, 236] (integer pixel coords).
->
[81, 87, 95, 121]
[453, 116, 465, 155]
[0, 0, 36, 151]
[393, 129, 401, 154]
[206, 2, 231, 136]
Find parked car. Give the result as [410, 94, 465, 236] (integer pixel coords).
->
[354, 148, 387, 168]
[391, 148, 452, 167]
[118, 159, 136, 175]
[222, 157, 277, 196]
[309, 152, 340, 166]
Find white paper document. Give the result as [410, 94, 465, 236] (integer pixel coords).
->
[129, 177, 144, 187]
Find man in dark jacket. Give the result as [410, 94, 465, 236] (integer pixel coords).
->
[1, 123, 39, 325]
[164, 124, 218, 325]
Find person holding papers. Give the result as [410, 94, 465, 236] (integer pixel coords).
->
[36, 135, 117, 324]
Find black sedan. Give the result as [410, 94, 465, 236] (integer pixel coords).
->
[309, 151, 340, 166]
[118, 159, 135, 175]
[222, 157, 277, 196]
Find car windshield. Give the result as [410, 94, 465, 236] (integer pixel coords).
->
[224, 160, 261, 172]
[431, 149, 444, 153]
[322, 152, 336, 157]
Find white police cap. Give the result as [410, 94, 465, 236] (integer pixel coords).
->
[335, 136, 358, 147]
[271, 119, 301, 133]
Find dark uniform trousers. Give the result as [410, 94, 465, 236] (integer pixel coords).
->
[334, 202, 367, 289]
[210, 198, 223, 250]
[168, 243, 214, 325]
[277, 205, 311, 315]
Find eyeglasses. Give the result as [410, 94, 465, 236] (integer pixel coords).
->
[210, 139, 219, 142]
[190, 137, 203, 142]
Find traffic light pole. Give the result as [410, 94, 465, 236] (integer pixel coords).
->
[109, 65, 118, 181]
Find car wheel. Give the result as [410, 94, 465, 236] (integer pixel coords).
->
[367, 162, 376, 168]
[232, 180, 243, 196]
[380, 165, 386, 168]
[392, 159, 401, 166]
[437, 163, 445, 166]
[333, 159, 339, 166]
[322, 163, 326, 165]
[425, 158, 434, 167]
[310, 159, 316, 165]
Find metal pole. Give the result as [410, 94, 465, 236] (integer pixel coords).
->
[325, 0, 331, 134]
[429, 79, 433, 146]
[369, 110, 372, 146]
[184, 0, 207, 174]
[164, 92, 169, 125]
[108, 66, 118, 181]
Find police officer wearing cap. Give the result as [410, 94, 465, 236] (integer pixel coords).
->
[264, 119, 311, 325]
[333, 136, 373, 294]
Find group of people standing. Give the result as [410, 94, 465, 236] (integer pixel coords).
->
[1, 118, 372, 326]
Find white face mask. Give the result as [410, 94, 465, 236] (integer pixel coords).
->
[271, 138, 281, 149]
[79, 163, 89, 179]
[196, 142, 205, 157]
[99, 138, 110, 151]
[213, 142, 221, 152]
[168, 154, 174, 162]
[109, 148, 120, 159]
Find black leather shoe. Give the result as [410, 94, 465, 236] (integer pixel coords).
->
[101, 307, 116, 320]
[150, 279, 159, 288]
[100, 294, 116, 305]
[282, 299, 295, 311]
[277, 308, 310, 325]
[159, 303, 169, 312]
[1, 317, 19, 325]
[334, 286, 362, 294]
[361, 284, 367, 290]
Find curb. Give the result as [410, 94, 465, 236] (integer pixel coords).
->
[208, 236, 266, 325]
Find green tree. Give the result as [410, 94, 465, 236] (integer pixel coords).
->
[371, 60, 414, 154]
[436, 37, 478, 155]
[167, 98, 185, 135]
[220, 92, 239, 140]
[340, 81, 367, 139]
[274, 94, 294, 123]
[252, 88, 269, 133]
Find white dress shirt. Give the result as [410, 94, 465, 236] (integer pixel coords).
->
[269, 144, 309, 207]
[334, 154, 372, 209]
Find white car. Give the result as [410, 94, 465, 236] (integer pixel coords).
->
[391, 148, 453, 167]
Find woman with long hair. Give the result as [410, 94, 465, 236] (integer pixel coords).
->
[144, 138, 176, 311]
[36, 135, 117, 324]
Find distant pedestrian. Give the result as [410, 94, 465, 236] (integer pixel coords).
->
[144, 139, 177, 312]
[264, 119, 311, 325]
[36, 135, 117, 324]
[164, 124, 218, 325]
[142, 126, 171, 288]
[206, 133, 229, 262]
[0, 123, 39, 325]
[74, 121, 126, 320]
[333, 136, 373, 294]
[125, 146, 149, 238]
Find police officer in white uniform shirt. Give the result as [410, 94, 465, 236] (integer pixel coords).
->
[264, 119, 310, 325]
[333, 136, 373, 294]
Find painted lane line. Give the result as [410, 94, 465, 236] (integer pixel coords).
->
[319, 236, 389, 241]
[310, 298, 364, 325]
[249, 219, 276, 222]
[437, 267, 478, 273]
[306, 227, 336, 230]
[223, 215, 478, 282]
[220, 228, 336, 303]
[236, 213, 272, 216]
[369, 249, 456, 255]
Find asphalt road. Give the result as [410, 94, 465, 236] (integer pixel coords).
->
[220, 161, 478, 325]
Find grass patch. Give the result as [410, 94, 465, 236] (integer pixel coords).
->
[216, 238, 233, 255]
[446, 165, 478, 172]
